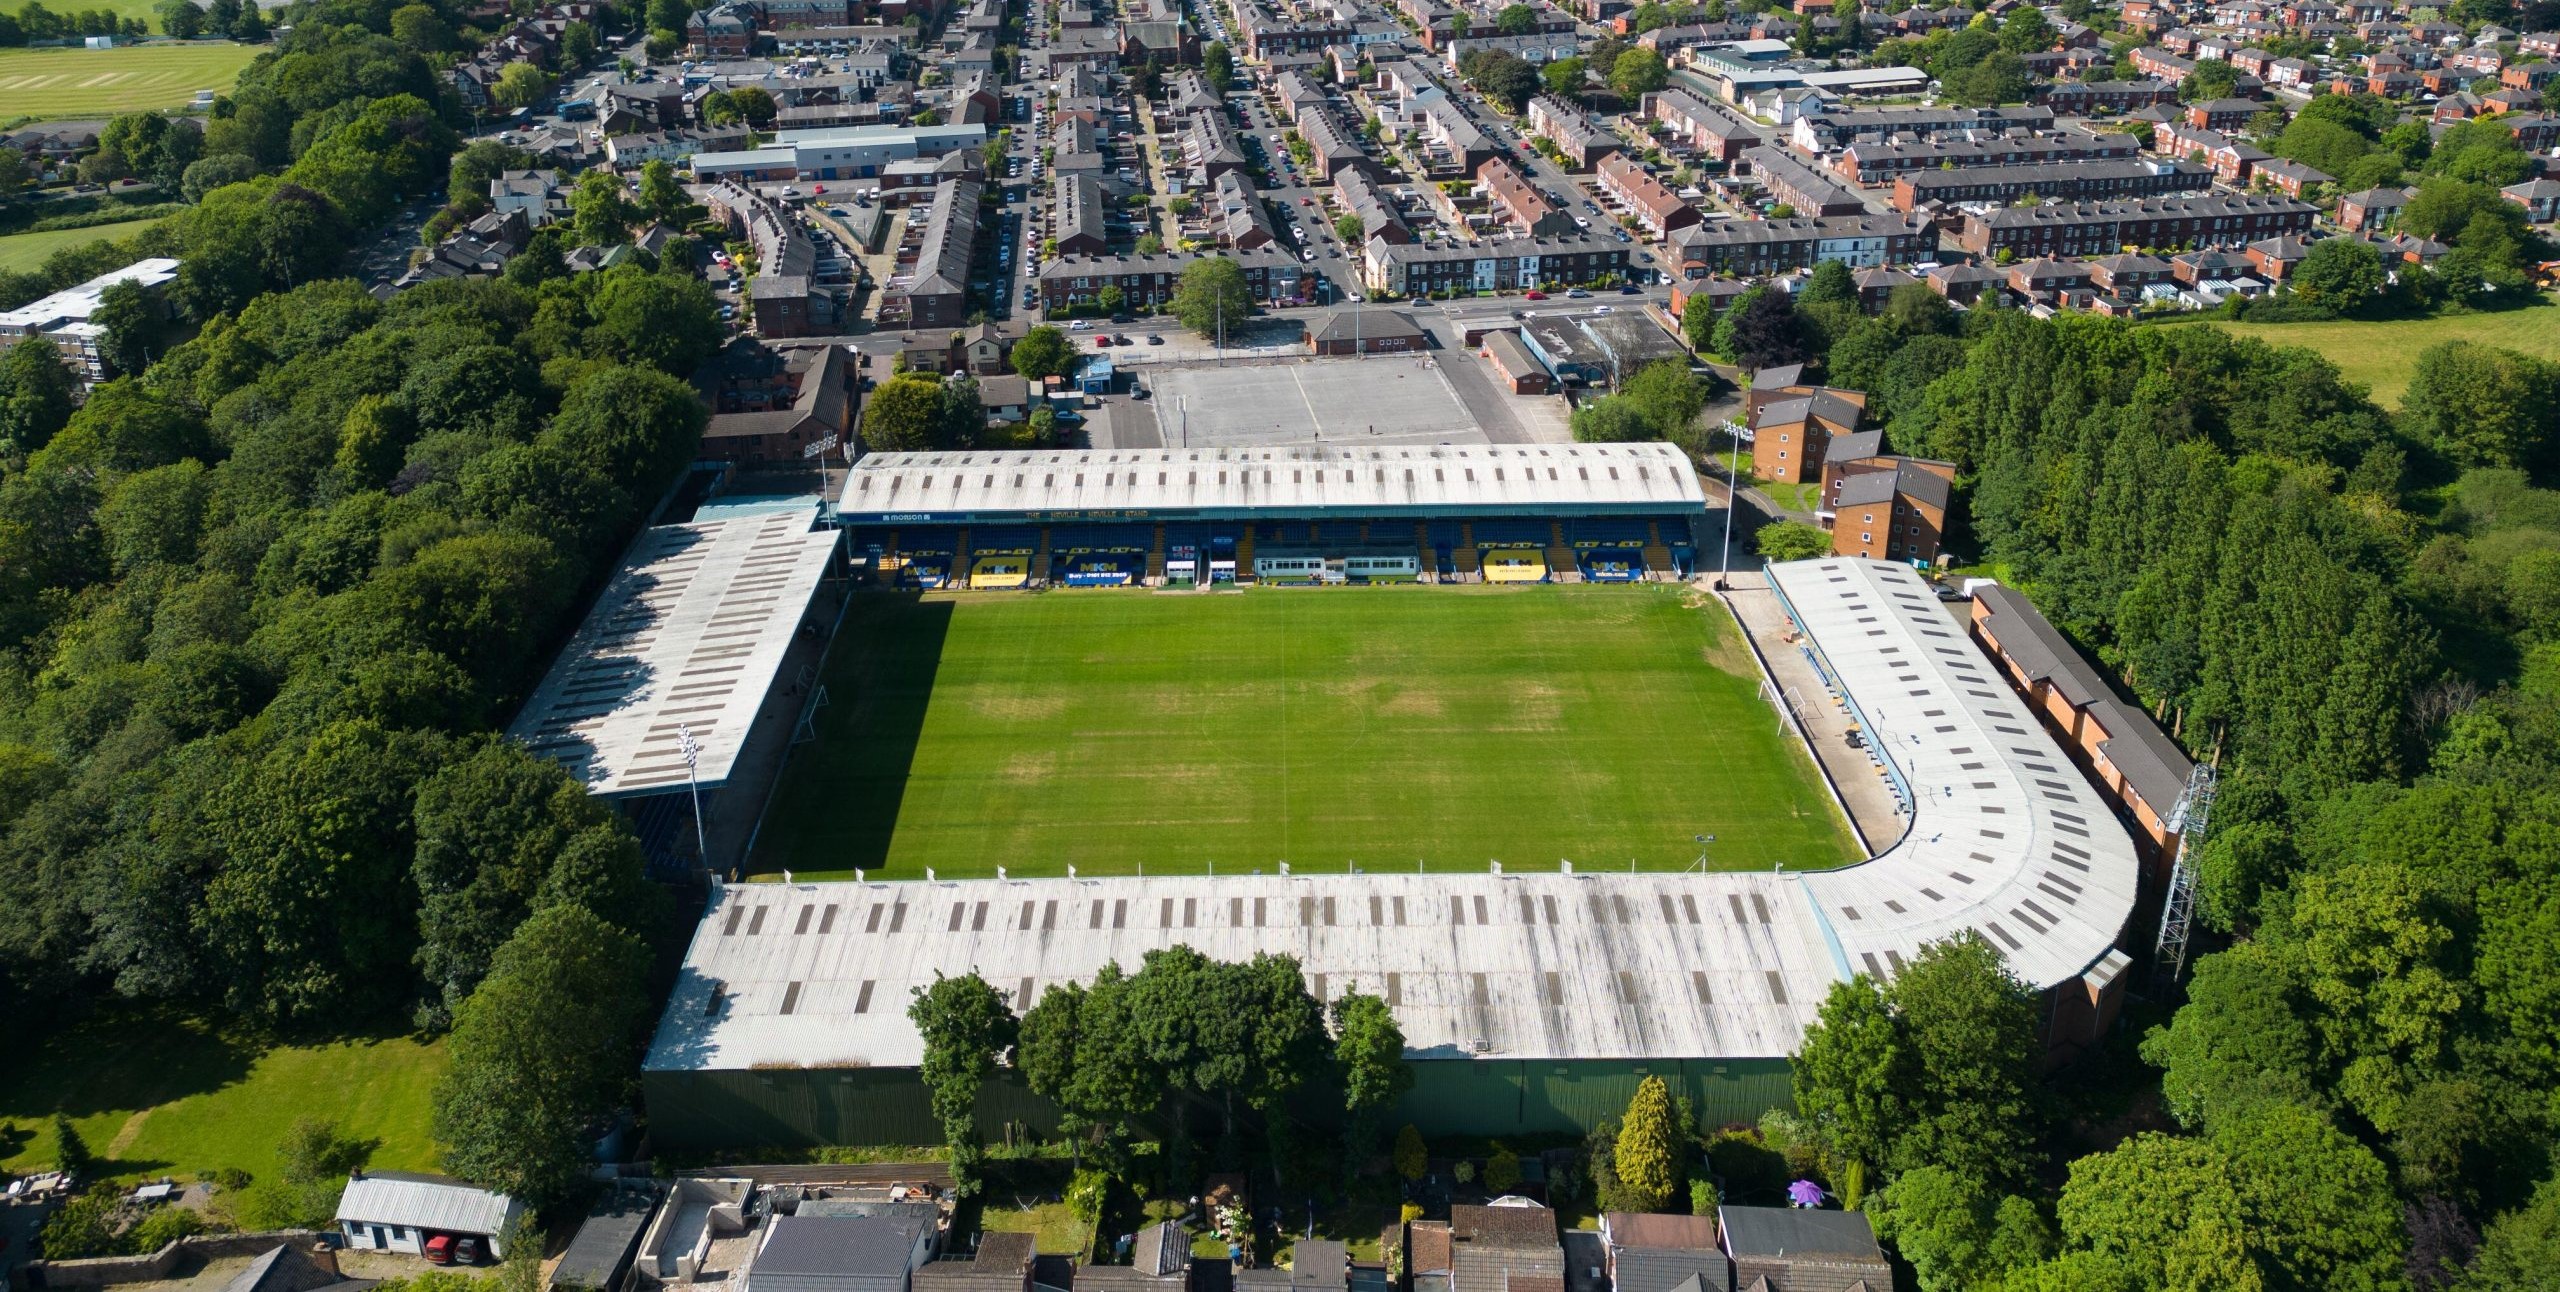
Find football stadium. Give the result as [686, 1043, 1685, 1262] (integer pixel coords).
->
[635, 525, 2145, 1147]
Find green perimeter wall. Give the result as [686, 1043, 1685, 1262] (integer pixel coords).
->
[643, 1058, 1795, 1151]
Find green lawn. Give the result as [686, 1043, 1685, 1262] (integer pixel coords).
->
[0, 216, 166, 272]
[753, 585, 1858, 880]
[0, 41, 261, 119]
[2202, 297, 2560, 408]
[0, 1012, 447, 1185]
[978, 1201, 1094, 1255]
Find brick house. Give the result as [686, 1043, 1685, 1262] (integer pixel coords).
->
[1827, 457, 1954, 564]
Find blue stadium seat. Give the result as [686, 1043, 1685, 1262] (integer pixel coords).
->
[1472, 519, 1551, 547]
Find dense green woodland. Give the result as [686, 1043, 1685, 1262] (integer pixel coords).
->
[0, 0, 722, 1195]
[1770, 301, 2560, 1291]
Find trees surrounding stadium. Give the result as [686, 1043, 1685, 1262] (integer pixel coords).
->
[1738, 293, 2560, 1286]
[434, 905, 652, 1208]
[1333, 990, 1412, 1173]
[911, 970, 1020, 1196]
[1795, 934, 2043, 1192]
[1008, 948, 1411, 1185]
[0, 271, 706, 1102]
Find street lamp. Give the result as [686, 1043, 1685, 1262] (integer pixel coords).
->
[1693, 834, 1715, 873]
[1718, 419, 1744, 588]
[678, 723, 708, 869]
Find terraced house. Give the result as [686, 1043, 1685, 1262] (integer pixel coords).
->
[1663, 212, 1931, 276]
[1363, 235, 1631, 297]
[1038, 249, 1317, 312]
[1954, 193, 2317, 258]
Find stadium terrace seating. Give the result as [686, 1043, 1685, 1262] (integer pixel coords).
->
[968, 557, 1030, 589]
[1052, 523, 1154, 586]
[964, 528, 1037, 588]
[1482, 549, 1550, 582]
[969, 526, 1042, 555]
[1471, 519, 1554, 547]
[1427, 521, 1465, 577]
[893, 531, 958, 587]
[1570, 518, 1654, 583]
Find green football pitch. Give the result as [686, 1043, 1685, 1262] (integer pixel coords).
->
[0, 42, 261, 118]
[752, 585, 1860, 879]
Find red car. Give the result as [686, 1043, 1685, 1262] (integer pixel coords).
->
[425, 1235, 485, 1266]
[1093, 334, 1112, 346]
[1523, 290, 1548, 300]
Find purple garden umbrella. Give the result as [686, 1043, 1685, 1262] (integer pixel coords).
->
[1787, 1179, 1828, 1208]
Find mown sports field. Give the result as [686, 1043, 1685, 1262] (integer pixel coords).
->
[0, 42, 261, 119]
[754, 585, 1860, 880]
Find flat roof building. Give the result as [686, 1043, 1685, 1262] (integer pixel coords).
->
[0, 256, 181, 388]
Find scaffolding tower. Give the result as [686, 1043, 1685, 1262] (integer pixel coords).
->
[2149, 759, 2218, 995]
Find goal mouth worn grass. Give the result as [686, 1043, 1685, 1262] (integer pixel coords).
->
[750, 584, 1859, 880]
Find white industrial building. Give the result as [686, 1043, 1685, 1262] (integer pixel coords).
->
[689, 123, 989, 181]
[0, 257, 179, 389]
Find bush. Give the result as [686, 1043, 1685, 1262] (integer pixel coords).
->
[1755, 522, 1833, 563]
[1485, 1144, 1523, 1193]
[1704, 1131, 1790, 1206]
[1690, 1178, 1719, 1216]
[1395, 1124, 1428, 1181]
[129, 1206, 212, 1251]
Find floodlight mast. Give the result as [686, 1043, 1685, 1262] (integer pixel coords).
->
[2150, 760, 2219, 995]
[679, 722, 708, 870]
[1718, 419, 1743, 589]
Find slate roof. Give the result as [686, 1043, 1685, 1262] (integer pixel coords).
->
[1971, 584, 2194, 818]
[1833, 459, 1951, 511]
[1609, 1249, 1733, 1292]
[751, 1214, 931, 1292]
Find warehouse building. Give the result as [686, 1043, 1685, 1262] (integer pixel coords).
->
[691, 123, 989, 181]
[638, 559, 2140, 1148]
[507, 510, 843, 869]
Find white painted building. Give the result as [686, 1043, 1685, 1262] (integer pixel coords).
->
[335, 1172, 524, 1259]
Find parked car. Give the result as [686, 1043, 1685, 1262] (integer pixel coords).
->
[1147, 334, 1164, 344]
[1566, 288, 1590, 298]
[1523, 289, 1547, 300]
[1619, 285, 1641, 294]
[425, 1235, 482, 1266]
[1094, 334, 1112, 346]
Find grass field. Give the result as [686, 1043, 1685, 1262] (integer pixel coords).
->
[0, 1013, 447, 1185]
[0, 216, 165, 271]
[754, 585, 1858, 880]
[2203, 297, 2560, 407]
[0, 42, 260, 119]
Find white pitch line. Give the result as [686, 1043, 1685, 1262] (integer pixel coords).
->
[1287, 365, 1325, 439]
